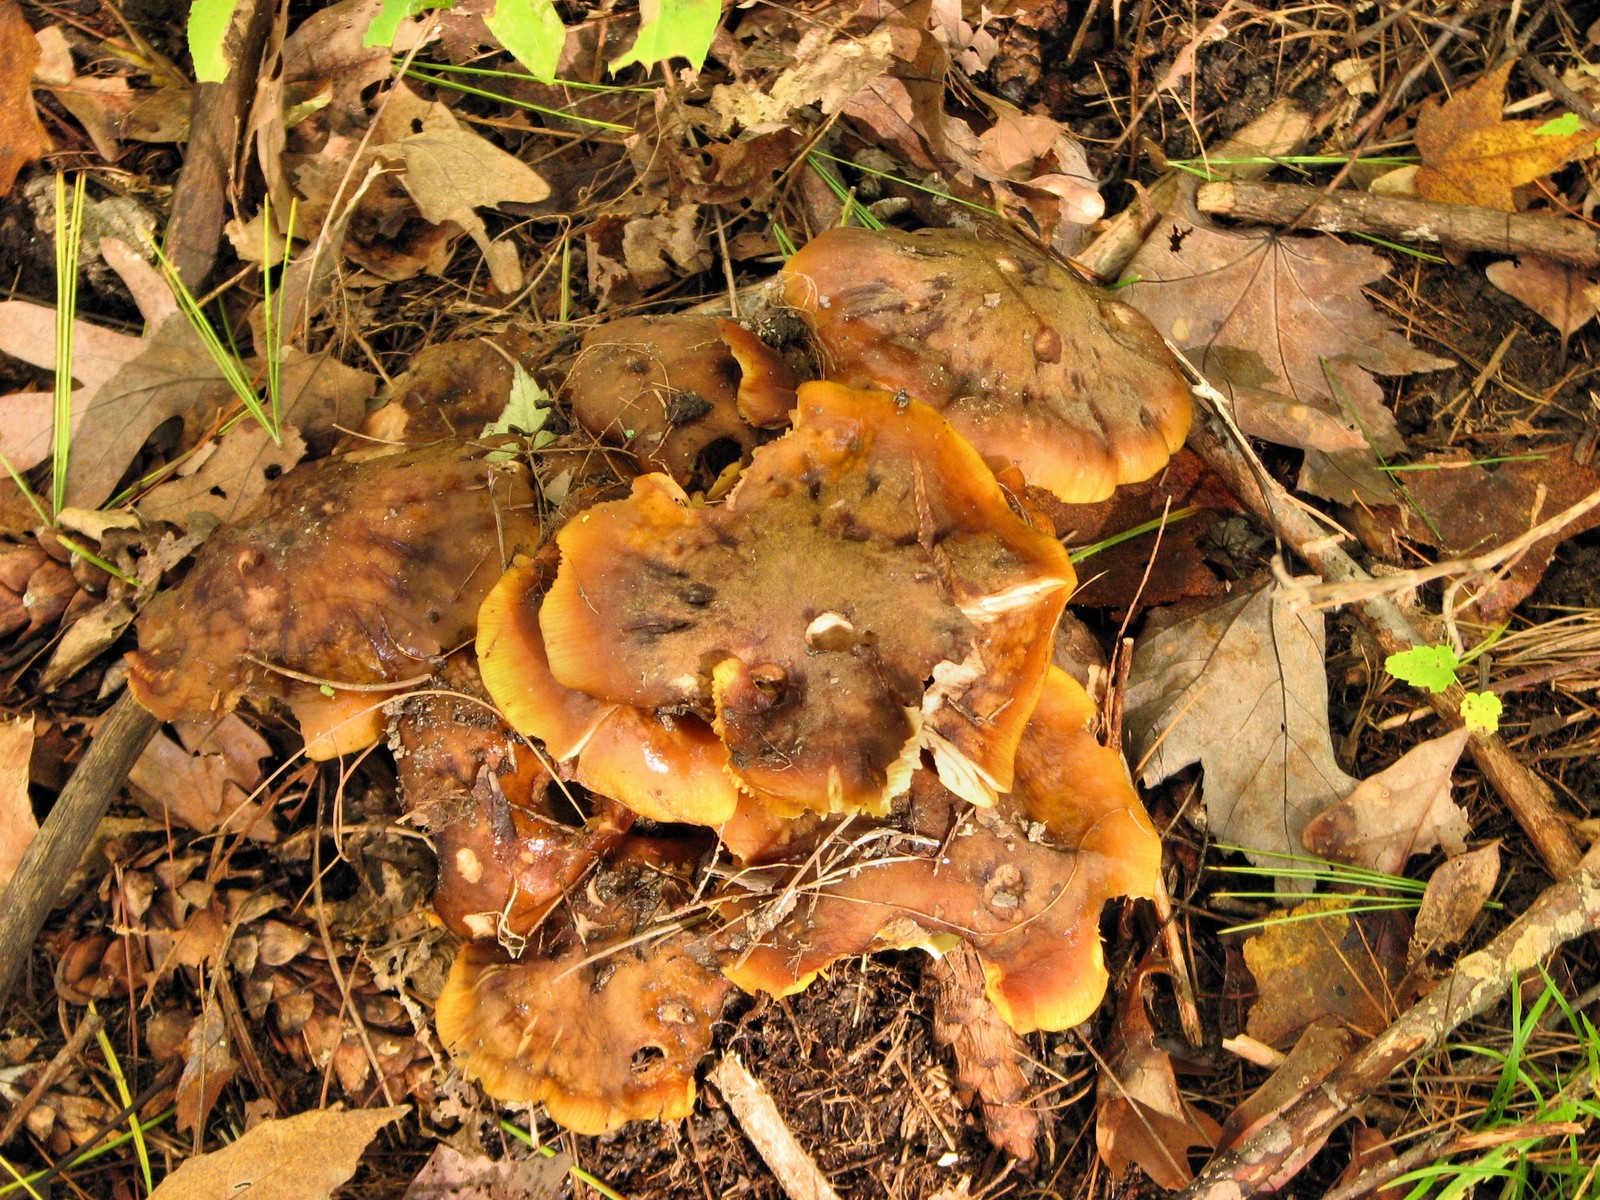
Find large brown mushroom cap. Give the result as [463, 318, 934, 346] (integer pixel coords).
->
[562, 315, 798, 487]
[533, 381, 1073, 815]
[129, 442, 538, 759]
[780, 226, 1192, 503]
[434, 839, 733, 1135]
[720, 667, 1160, 1034]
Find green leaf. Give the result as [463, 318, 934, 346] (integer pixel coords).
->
[364, 0, 455, 49]
[1460, 691, 1502, 734]
[483, 363, 556, 450]
[485, 0, 567, 84]
[1385, 644, 1461, 694]
[610, 0, 721, 73]
[187, 0, 240, 83]
[1535, 112, 1584, 137]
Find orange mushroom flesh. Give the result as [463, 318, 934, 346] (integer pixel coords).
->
[781, 226, 1192, 503]
[720, 668, 1160, 1035]
[562, 315, 798, 489]
[476, 550, 740, 827]
[514, 381, 1073, 817]
[392, 655, 634, 941]
[434, 837, 733, 1135]
[128, 442, 539, 759]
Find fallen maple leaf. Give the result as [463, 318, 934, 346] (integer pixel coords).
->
[0, 715, 36, 891]
[147, 1105, 407, 1200]
[1301, 727, 1471, 876]
[1415, 61, 1596, 211]
[1123, 576, 1356, 871]
[1121, 220, 1450, 501]
[1484, 256, 1600, 341]
[0, 0, 50, 196]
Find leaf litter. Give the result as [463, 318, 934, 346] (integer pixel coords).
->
[5, 0, 1600, 1197]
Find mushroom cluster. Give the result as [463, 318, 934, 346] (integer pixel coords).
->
[128, 226, 1189, 1146]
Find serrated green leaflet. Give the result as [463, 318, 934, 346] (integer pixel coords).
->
[611, 0, 721, 73]
[485, 0, 566, 83]
[1460, 691, 1502, 733]
[1385, 644, 1461, 693]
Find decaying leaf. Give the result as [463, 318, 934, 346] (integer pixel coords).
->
[1096, 963, 1219, 1189]
[1121, 221, 1450, 501]
[1411, 841, 1500, 962]
[147, 1105, 407, 1200]
[394, 128, 551, 293]
[1484, 256, 1600, 341]
[175, 998, 238, 1134]
[1364, 447, 1600, 621]
[1302, 727, 1471, 875]
[401, 1144, 568, 1200]
[1124, 576, 1355, 870]
[138, 423, 309, 527]
[0, 0, 50, 195]
[0, 715, 35, 891]
[127, 717, 277, 842]
[1242, 901, 1410, 1048]
[1415, 62, 1596, 211]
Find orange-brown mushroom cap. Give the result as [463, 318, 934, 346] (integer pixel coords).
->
[562, 315, 798, 488]
[781, 226, 1191, 503]
[128, 442, 538, 759]
[720, 668, 1160, 1035]
[476, 553, 741, 826]
[537, 382, 1074, 815]
[434, 840, 733, 1135]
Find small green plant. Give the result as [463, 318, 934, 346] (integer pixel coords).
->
[483, 363, 558, 455]
[1386, 641, 1504, 733]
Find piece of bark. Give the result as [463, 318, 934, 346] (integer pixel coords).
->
[708, 1053, 842, 1200]
[165, 0, 275, 289]
[1196, 181, 1600, 269]
[0, 693, 159, 1007]
[929, 941, 1041, 1160]
[1180, 840, 1600, 1199]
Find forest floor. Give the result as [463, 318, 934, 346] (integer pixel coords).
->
[2, 0, 1600, 1197]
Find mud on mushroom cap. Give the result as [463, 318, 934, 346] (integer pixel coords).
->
[780, 226, 1192, 504]
[480, 381, 1074, 818]
[128, 441, 538, 759]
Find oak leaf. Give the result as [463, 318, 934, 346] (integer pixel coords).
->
[1123, 576, 1356, 871]
[1415, 62, 1596, 211]
[1484, 256, 1600, 341]
[0, 0, 50, 196]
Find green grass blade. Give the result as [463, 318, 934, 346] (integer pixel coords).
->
[91, 1008, 152, 1194]
[53, 173, 86, 518]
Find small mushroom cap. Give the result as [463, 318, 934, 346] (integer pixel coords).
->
[435, 841, 733, 1135]
[129, 442, 538, 758]
[538, 382, 1073, 814]
[781, 226, 1191, 503]
[562, 315, 798, 487]
[476, 553, 740, 825]
[720, 667, 1160, 1034]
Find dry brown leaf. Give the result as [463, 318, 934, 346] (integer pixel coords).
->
[139, 423, 308, 527]
[1124, 576, 1356, 871]
[147, 1105, 407, 1200]
[175, 998, 238, 1134]
[1121, 221, 1450, 501]
[0, 715, 35, 891]
[1368, 447, 1600, 621]
[39, 597, 134, 691]
[707, 26, 895, 135]
[1484, 256, 1600, 340]
[1096, 964, 1219, 1189]
[1411, 841, 1500, 961]
[1242, 901, 1410, 1048]
[402, 1145, 568, 1200]
[1415, 62, 1596, 211]
[1301, 727, 1471, 876]
[393, 128, 550, 293]
[128, 723, 278, 842]
[0, 0, 49, 195]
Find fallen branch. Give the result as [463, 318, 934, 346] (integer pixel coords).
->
[708, 1052, 842, 1200]
[1196, 181, 1600, 268]
[1180, 840, 1600, 1199]
[0, 693, 158, 1009]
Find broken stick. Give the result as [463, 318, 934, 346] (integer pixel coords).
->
[708, 1053, 842, 1200]
[1196, 180, 1600, 268]
[1180, 840, 1600, 1199]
